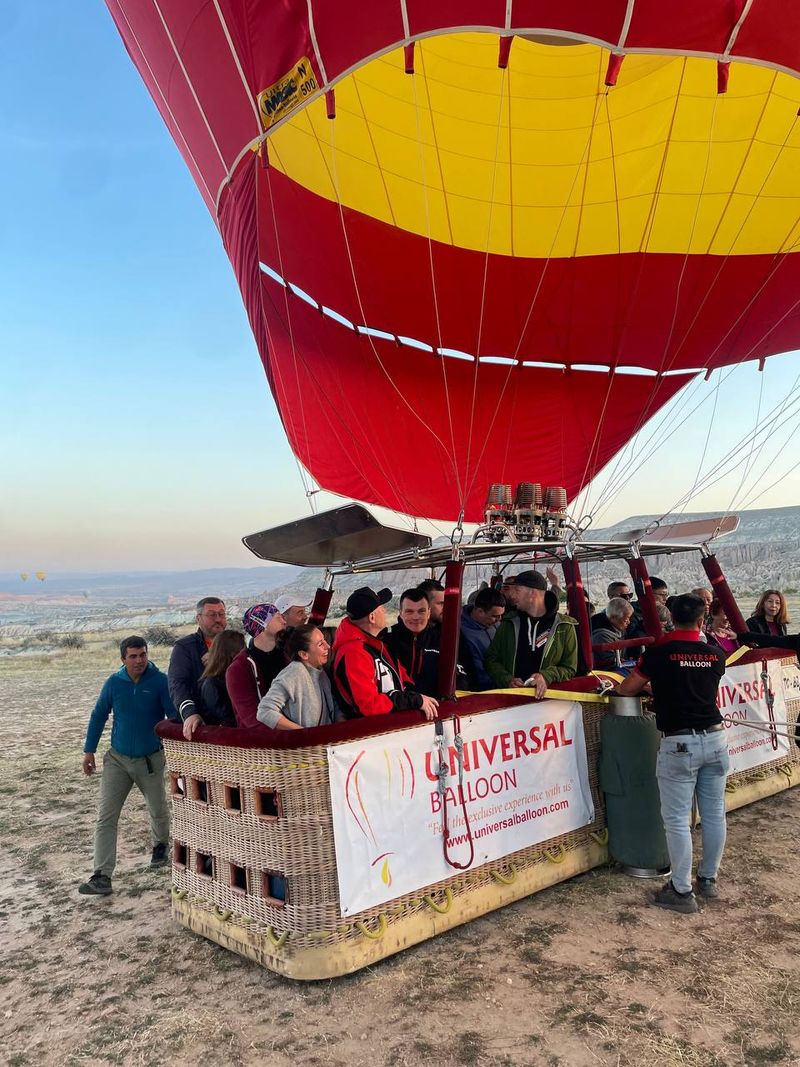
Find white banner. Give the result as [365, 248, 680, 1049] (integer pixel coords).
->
[327, 700, 594, 916]
[718, 660, 790, 774]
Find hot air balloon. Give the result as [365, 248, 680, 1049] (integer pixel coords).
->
[105, 1, 800, 524]
[35, 571, 46, 582]
[19, 572, 29, 582]
[109, 3, 800, 982]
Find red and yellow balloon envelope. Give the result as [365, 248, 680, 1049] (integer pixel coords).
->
[105, 2, 800, 520]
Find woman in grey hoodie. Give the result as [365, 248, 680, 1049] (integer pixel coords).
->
[256, 625, 339, 730]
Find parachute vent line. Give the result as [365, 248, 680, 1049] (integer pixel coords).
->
[409, 43, 463, 509]
[263, 164, 314, 511]
[574, 56, 691, 527]
[150, 0, 228, 174]
[324, 97, 462, 516]
[572, 87, 623, 520]
[107, 2, 216, 214]
[580, 71, 727, 526]
[260, 272, 418, 523]
[462, 72, 608, 511]
[462, 58, 509, 521]
[210, 0, 262, 132]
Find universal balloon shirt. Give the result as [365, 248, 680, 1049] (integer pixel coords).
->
[635, 631, 726, 732]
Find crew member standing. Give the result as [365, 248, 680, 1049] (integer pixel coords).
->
[78, 636, 175, 896]
[616, 594, 728, 913]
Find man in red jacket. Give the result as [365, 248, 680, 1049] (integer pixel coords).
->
[332, 587, 438, 720]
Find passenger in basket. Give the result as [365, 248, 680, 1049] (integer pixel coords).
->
[226, 604, 287, 729]
[168, 596, 226, 739]
[459, 587, 506, 691]
[385, 587, 441, 697]
[590, 582, 633, 632]
[331, 586, 438, 721]
[257, 624, 341, 729]
[746, 589, 790, 638]
[197, 629, 246, 727]
[485, 570, 578, 698]
[500, 575, 521, 612]
[274, 593, 310, 628]
[704, 599, 739, 654]
[691, 587, 714, 628]
[616, 594, 728, 914]
[78, 636, 175, 897]
[416, 578, 445, 629]
[591, 597, 635, 671]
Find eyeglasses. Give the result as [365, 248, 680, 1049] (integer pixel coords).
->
[618, 593, 633, 600]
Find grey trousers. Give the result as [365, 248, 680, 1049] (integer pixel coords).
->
[93, 748, 170, 876]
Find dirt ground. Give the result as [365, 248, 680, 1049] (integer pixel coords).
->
[3, 646, 800, 1067]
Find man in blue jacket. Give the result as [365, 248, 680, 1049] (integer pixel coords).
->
[79, 636, 176, 896]
[460, 587, 506, 690]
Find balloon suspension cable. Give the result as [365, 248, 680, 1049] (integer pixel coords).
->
[450, 510, 465, 558]
[408, 45, 465, 511]
[434, 717, 475, 871]
[463, 88, 607, 509]
[585, 83, 799, 526]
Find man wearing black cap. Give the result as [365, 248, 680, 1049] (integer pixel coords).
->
[485, 570, 578, 697]
[331, 587, 438, 720]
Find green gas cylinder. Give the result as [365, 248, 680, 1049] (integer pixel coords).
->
[599, 696, 669, 875]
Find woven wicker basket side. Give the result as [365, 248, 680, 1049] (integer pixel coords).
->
[166, 699, 608, 975]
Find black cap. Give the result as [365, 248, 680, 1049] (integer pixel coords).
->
[346, 586, 392, 619]
[513, 569, 547, 590]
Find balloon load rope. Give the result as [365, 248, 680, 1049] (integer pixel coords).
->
[433, 717, 475, 871]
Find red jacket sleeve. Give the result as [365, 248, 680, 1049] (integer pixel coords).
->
[225, 656, 260, 729]
[334, 642, 394, 717]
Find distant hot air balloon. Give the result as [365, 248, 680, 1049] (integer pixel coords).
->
[104, 3, 800, 521]
[19, 572, 29, 582]
[35, 571, 46, 582]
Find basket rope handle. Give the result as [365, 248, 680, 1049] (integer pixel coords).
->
[354, 914, 388, 940]
[423, 888, 453, 914]
[490, 864, 518, 886]
[265, 926, 289, 949]
[544, 845, 566, 865]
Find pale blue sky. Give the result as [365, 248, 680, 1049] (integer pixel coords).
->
[2, 4, 799, 574]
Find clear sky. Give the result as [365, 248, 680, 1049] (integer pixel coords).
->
[2, 4, 799, 574]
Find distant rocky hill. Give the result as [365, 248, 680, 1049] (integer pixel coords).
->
[1, 505, 797, 634]
[589, 506, 800, 601]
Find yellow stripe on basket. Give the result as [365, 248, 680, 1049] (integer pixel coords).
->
[267, 33, 800, 259]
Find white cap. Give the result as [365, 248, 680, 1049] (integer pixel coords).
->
[275, 593, 309, 615]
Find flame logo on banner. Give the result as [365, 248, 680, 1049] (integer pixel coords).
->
[343, 746, 416, 886]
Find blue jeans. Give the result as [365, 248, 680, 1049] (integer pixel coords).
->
[655, 731, 730, 895]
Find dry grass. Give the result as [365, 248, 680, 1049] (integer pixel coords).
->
[2, 647, 800, 1066]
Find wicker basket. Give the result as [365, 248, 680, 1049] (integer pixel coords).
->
[163, 658, 800, 980]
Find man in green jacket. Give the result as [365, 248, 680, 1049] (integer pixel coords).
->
[485, 570, 578, 697]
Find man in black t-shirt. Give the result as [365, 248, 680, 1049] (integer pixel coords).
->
[617, 594, 728, 914]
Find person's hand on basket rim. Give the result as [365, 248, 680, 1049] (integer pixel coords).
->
[420, 695, 439, 721]
[182, 713, 202, 741]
